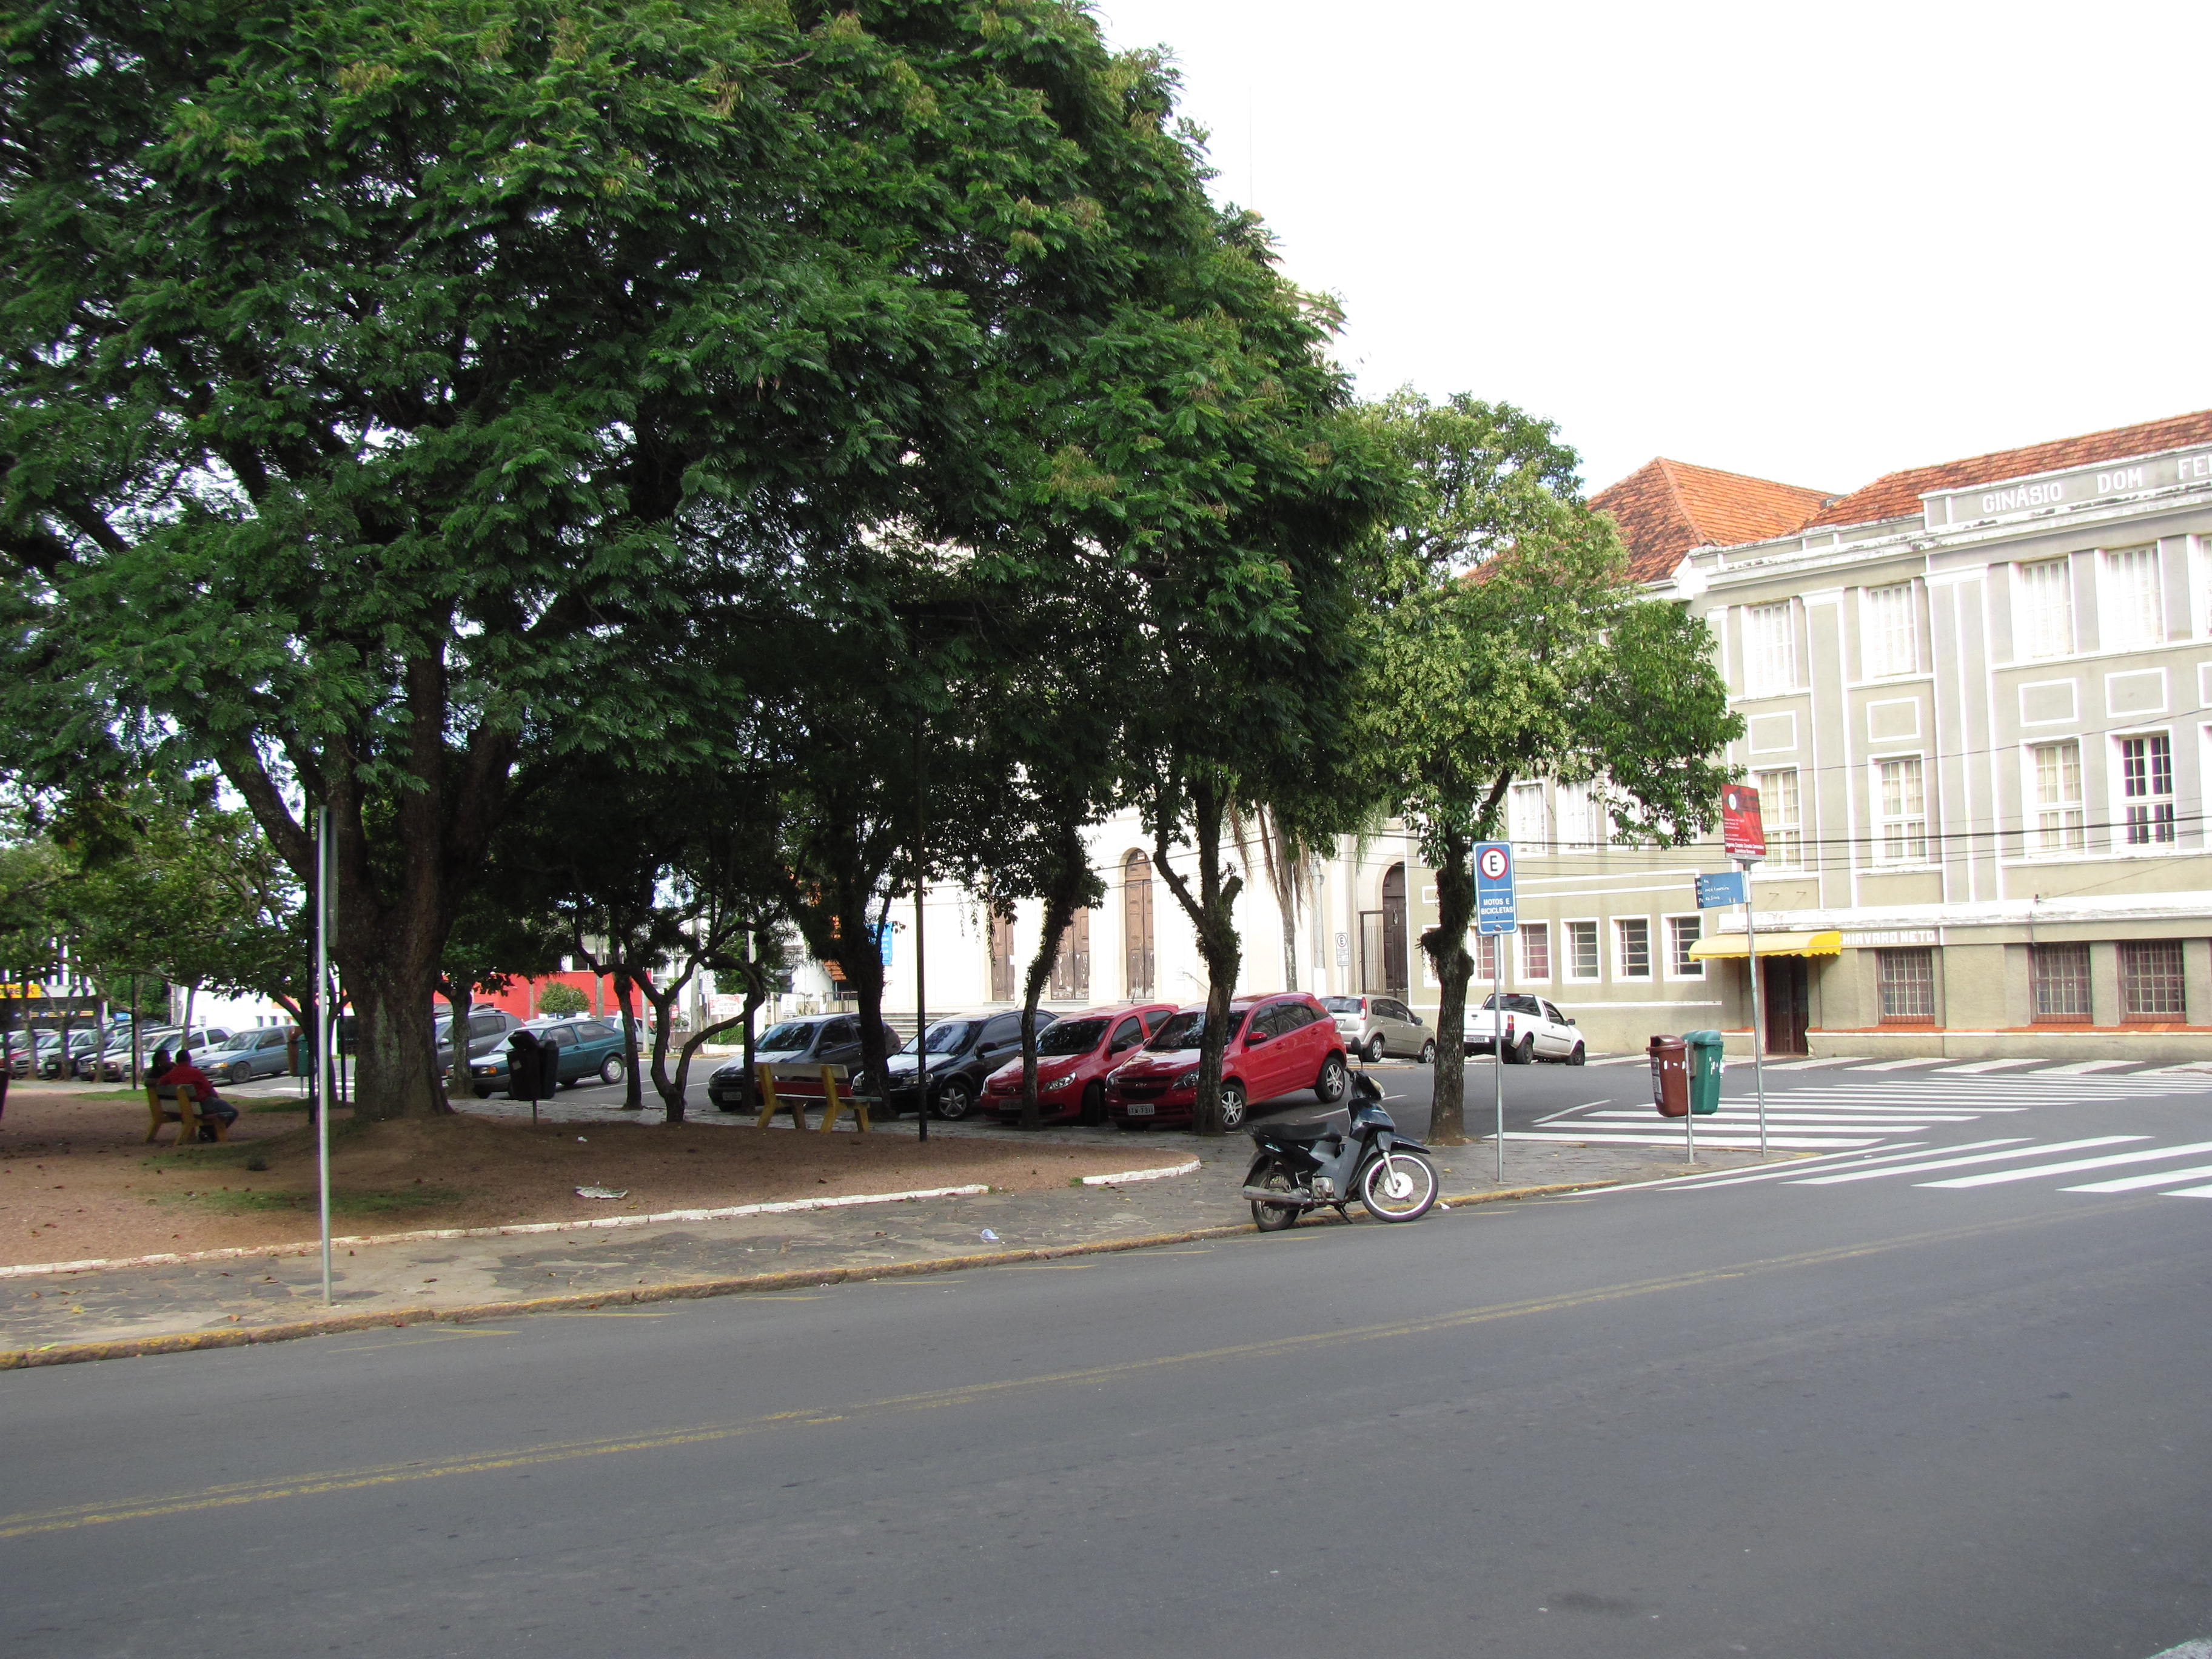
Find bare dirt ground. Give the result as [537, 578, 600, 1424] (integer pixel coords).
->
[0, 1086, 1169, 1267]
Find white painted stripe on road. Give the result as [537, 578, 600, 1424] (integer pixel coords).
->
[2033, 1060, 2139, 1075]
[1580, 1054, 1647, 1067]
[1506, 1131, 1886, 1149]
[1921, 1140, 2212, 1189]
[1932, 1058, 2043, 1073]
[2162, 1184, 2212, 1198]
[2062, 1163, 2212, 1193]
[1793, 1137, 2147, 1185]
[1848, 1058, 1948, 1070]
[1577, 1112, 1954, 1127]
[1633, 1139, 2025, 1190]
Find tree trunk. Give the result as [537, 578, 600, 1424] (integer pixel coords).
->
[1279, 906, 1298, 993]
[615, 969, 643, 1109]
[343, 968, 450, 1122]
[640, 971, 695, 1123]
[1016, 825, 1092, 1130]
[1422, 827, 1475, 1145]
[1153, 771, 1242, 1137]
[438, 976, 472, 1109]
[734, 986, 763, 1113]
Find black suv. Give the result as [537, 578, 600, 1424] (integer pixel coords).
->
[876, 1009, 1059, 1122]
[706, 1014, 900, 1112]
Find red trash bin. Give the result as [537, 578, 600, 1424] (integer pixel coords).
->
[1648, 1034, 1689, 1118]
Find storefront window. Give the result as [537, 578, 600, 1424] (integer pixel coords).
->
[1878, 948, 1934, 1023]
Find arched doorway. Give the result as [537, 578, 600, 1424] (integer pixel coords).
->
[1124, 851, 1155, 999]
[1362, 863, 1409, 994]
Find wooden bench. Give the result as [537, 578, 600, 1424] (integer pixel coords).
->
[144, 1081, 227, 1145]
[752, 1064, 877, 1134]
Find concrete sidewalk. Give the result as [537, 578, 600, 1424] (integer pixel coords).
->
[0, 1138, 1767, 1365]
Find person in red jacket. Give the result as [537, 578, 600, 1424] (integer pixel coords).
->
[161, 1047, 239, 1141]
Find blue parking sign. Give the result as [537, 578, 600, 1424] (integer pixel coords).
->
[1695, 871, 1748, 908]
[1475, 842, 1517, 934]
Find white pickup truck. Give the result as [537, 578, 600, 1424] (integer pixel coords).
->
[1462, 993, 1586, 1065]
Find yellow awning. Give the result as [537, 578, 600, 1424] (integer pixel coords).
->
[1687, 929, 1842, 961]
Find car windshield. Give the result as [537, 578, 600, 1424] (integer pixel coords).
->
[900, 1021, 976, 1056]
[219, 1031, 258, 1051]
[756, 1021, 816, 1052]
[1145, 1010, 1245, 1051]
[1036, 1019, 1108, 1057]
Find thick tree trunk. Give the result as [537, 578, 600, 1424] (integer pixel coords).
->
[734, 987, 764, 1113]
[640, 979, 685, 1123]
[1423, 828, 1475, 1145]
[344, 968, 450, 1122]
[615, 970, 643, 1109]
[1154, 773, 1242, 1137]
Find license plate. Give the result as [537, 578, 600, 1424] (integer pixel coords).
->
[1124, 1102, 1155, 1117]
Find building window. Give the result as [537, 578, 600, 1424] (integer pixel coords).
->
[2029, 943, 2091, 1023]
[2103, 545, 2164, 649]
[2120, 940, 2187, 1020]
[1754, 766, 1803, 866]
[1474, 932, 1500, 980]
[2014, 558, 2073, 660]
[1668, 916, 1704, 979]
[1615, 917, 1651, 979]
[1555, 781, 1600, 850]
[1876, 756, 1928, 863]
[2120, 734, 2175, 845]
[1862, 583, 1917, 678]
[1520, 923, 1551, 981]
[1878, 948, 1935, 1022]
[1744, 603, 1795, 695]
[1565, 920, 1600, 980]
[1509, 782, 1547, 852]
[2030, 740, 2085, 853]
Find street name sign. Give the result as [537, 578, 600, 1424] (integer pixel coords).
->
[1696, 871, 1748, 908]
[1475, 842, 1518, 934]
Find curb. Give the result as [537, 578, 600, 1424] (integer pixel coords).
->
[0, 1178, 1611, 1372]
[1080, 1159, 1200, 1186]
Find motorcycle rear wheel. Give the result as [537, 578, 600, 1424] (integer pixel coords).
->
[1359, 1151, 1438, 1223]
[1244, 1154, 1303, 1232]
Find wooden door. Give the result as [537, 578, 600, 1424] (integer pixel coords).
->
[1380, 863, 1409, 994]
[1124, 853, 1154, 999]
[1762, 957, 1809, 1054]
[1050, 909, 1091, 1000]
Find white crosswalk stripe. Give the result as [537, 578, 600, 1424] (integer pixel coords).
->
[1612, 1132, 2212, 1202]
[1921, 1139, 2212, 1188]
[1515, 1064, 2210, 1155]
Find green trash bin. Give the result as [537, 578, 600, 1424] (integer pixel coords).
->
[1683, 1030, 1725, 1116]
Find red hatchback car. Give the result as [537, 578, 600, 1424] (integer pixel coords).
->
[982, 1002, 1178, 1125]
[1105, 993, 1348, 1130]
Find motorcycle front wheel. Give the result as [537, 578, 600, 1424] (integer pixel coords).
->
[1359, 1151, 1438, 1223]
[1244, 1153, 1304, 1232]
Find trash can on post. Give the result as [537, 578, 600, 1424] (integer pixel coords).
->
[1648, 1034, 1688, 1118]
[1684, 1030, 1725, 1116]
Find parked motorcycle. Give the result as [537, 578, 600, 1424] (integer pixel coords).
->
[1241, 1071, 1439, 1228]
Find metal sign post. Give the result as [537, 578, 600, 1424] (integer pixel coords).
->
[314, 806, 333, 1306]
[1721, 785, 1770, 1160]
[1473, 842, 1518, 1184]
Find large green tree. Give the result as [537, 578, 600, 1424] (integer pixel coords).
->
[1357, 392, 1741, 1143]
[0, 0, 1252, 1119]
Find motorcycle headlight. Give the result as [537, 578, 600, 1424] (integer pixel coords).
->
[1041, 1076, 1074, 1092]
[1173, 1068, 1199, 1090]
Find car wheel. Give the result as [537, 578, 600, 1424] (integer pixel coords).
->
[1081, 1082, 1105, 1127]
[1501, 1034, 1527, 1065]
[1362, 1033, 1387, 1065]
[933, 1076, 976, 1121]
[228, 1062, 251, 1084]
[1517, 1034, 1537, 1066]
[474, 1085, 493, 1098]
[599, 1055, 624, 1085]
[1568, 1042, 1586, 1066]
[1314, 1053, 1348, 1104]
[1217, 1080, 1248, 1129]
[1418, 1039, 1436, 1065]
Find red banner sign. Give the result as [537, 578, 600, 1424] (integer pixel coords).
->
[1721, 784, 1766, 859]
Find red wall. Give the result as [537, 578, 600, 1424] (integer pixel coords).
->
[440, 971, 636, 1021]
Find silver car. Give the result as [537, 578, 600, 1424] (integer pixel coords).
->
[1321, 994, 1436, 1064]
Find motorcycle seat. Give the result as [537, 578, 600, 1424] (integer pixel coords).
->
[1258, 1121, 1336, 1143]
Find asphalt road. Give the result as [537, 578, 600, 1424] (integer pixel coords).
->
[8, 1072, 2208, 1657]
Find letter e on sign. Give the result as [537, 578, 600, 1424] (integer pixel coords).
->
[1722, 785, 1766, 860]
[1479, 845, 1509, 882]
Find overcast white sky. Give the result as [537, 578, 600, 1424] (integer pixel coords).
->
[1090, 0, 2212, 498]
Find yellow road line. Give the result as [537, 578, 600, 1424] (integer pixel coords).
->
[0, 1207, 2083, 1541]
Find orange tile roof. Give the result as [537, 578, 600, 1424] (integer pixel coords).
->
[1591, 458, 1835, 581]
[1803, 407, 2212, 529]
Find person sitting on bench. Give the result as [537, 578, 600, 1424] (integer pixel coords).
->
[160, 1047, 239, 1140]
